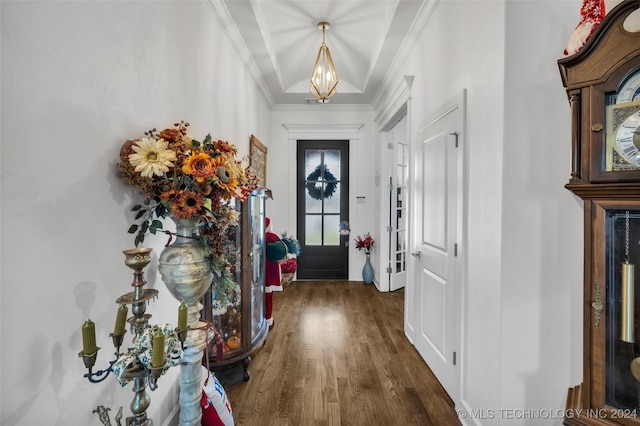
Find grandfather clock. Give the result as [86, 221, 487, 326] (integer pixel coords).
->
[558, 1, 640, 424]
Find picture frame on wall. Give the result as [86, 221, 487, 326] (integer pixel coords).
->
[250, 134, 267, 187]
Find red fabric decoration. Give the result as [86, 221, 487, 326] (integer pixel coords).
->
[564, 0, 605, 56]
[201, 367, 234, 426]
[264, 217, 284, 325]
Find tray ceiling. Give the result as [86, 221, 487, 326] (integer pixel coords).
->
[210, 0, 435, 105]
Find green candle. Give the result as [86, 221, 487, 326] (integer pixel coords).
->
[178, 300, 188, 331]
[82, 319, 97, 355]
[113, 304, 128, 336]
[151, 329, 165, 368]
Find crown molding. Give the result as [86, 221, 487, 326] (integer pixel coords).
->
[374, 75, 414, 127]
[373, 0, 439, 109]
[206, 0, 275, 108]
[281, 123, 364, 140]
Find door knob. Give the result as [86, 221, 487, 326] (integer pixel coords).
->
[411, 251, 421, 258]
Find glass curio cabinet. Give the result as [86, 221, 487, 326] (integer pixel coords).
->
[202, 188, 270, 381]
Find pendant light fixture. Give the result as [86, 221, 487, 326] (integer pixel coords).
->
[310, 21, 338, 103]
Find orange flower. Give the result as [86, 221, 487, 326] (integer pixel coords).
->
[182, 151, 215, 183]
[169, 189, 204, 219]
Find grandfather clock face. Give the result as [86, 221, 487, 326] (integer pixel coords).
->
[606, 68, 640, 171]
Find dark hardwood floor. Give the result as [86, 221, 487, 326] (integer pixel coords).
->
[218, 281, 460, 426]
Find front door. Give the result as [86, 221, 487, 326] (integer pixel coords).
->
[296, 140, 349, 279]
[409, 93, 465, 404]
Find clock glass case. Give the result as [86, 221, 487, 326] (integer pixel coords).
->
[604, 209, 640, 411]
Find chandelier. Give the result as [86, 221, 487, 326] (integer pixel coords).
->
[310, 22, 338, 103]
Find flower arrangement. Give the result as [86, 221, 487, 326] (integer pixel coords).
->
[117, 121, 258, 304]
[355, 233, 375, 254]
[118, 121, 257, 243]
[280, 257, 298, 274]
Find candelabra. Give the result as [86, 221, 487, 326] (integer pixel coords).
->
[79, 248, 188, 426]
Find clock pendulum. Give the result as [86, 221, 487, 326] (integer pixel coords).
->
[620, 210, 635, 343]
[623, 211, 640, 405]
[622, 211, 636, 344]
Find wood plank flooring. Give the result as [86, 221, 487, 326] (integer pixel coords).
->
[217, 281, 461, 426]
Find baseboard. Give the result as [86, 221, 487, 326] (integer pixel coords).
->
[161, 404, 180, 426]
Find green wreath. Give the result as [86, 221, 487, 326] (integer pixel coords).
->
[306, 164, 338, 200]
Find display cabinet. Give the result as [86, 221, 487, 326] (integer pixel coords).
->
[558, 1, 640, 424]
[202, 188, 270, 381]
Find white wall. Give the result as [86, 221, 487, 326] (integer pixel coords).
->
[501, 1, 583, 423]
[1, 1, 271, 425]
[373, 0, 583, 424]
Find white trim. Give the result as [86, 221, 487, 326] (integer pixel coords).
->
[205, 0, 275, 107]
[376, 76, 414, 295]
[274, 104, 374, 113]
[372, 0, 440, 109]
[281, 123, 364, 140]
[375, 75, 414, 128]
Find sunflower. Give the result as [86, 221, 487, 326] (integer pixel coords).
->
[182, 151, 215, 183]
[169, 189, 204, 219]
[226, 157, 246, 184]
[210, 155, 238, 197]
[160, 188, 179, 205]
[128, 138, 177, 178]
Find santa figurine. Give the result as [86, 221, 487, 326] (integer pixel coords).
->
[564, 0, 606, 56]
[265, 217, 286, 328]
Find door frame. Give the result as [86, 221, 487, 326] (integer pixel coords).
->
[381, 108, 410, 292]
[375, 76, 414, 293]
[282, 123, 364, 279]
[408, 89, 467, 407]
[296, 140, 350, 279]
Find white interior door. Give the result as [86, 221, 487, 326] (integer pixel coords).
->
[409, 93, 465, 404]
[390, 115, 408, 291]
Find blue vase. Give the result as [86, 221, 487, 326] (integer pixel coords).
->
[362, 253, 374, 284]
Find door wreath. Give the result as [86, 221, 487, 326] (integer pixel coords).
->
[306, 164, 338, 200]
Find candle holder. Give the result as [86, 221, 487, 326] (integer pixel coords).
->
[110, 332, 126, 352]
[79, 348, 100, 370]
[79, 248, 169, 426]
[175, 327, 189, 348]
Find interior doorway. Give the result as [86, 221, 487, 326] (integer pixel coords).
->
[296, 140, 350, 279]
[387, 113, 409, 291]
